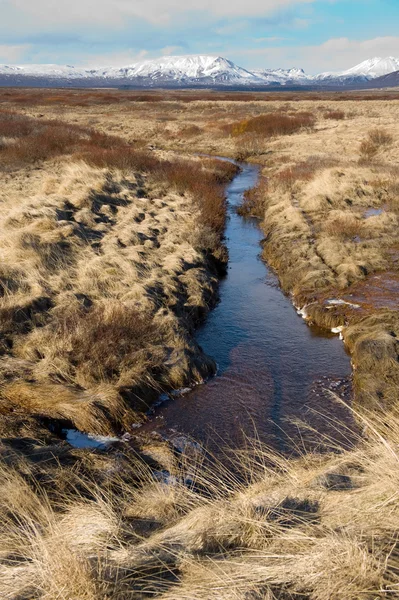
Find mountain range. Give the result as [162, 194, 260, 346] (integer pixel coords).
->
[1, 55, 399, 89]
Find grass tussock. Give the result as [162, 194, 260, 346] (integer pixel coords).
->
[1, 406, 399, 599]
[0, 111, 239, 437]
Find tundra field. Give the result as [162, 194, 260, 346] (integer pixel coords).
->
[1, 88, 399, 599]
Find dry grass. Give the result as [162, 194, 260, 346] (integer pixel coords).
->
[2, 90, 399, 598]
[359, 128, 393, 161]
[0, 111, 238, 438]
[1, 406, 399, 599]
[324, 109, 346, 120]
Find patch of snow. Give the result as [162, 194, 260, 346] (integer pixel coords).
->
[296, 305, 309, 319]
[331, 326, 344, 340]
[171, 387, 192, 397]
[64, 429, 120, 449]
[325, 299, 360, 309]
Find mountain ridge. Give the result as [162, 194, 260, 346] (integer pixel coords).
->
[1, 54, 399, 88]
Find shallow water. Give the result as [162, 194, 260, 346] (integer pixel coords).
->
[364, 207, 383, 218]
[145, 161, 354, 453]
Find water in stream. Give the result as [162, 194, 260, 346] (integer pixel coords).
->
[145, 161, 354, 453]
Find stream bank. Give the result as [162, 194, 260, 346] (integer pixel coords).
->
[141, 160, 354, 453]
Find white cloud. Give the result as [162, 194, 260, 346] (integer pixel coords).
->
[0, 43, 30, 62]
[161, 45, 184, 56]
[80, 49, 149, 67]
[3, 0, 316, 28]
[238, 36, 399, 73]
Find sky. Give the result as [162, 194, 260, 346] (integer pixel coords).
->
[0, 0, 399, 73]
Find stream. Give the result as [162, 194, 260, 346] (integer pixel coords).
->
[144, 160, 354, 453]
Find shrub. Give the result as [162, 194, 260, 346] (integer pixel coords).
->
[178, 125, 203, 137]
[234, 133, 267, 160]
[0, 111, 105, 168]
[77, 146, 160, 172]
[274, 159, 320, 191]
[360, 128, 393, 161]
[325, 110, 345, 120]
[225, 111, 315, 139]
[237, 179, 267, 218]
[324, 215, 364, 240]
[152, 159, 229, 236]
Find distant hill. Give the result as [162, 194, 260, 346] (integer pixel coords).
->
[2, 54, 399, 89]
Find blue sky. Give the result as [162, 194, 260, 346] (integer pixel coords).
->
[0, 0, 398, 72]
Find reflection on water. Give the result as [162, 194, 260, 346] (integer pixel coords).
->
[145, 161, 354, 453]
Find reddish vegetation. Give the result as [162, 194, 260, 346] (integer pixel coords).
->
[0, 110, 237, 238]
[324, 110, 346, 120]
[343, 272, 399, 312]
[0, 110, 118, 167]
[237, 179, 268, 218]
[1, 88, 399, 108]
[51, 302, 156, 384]
[324, 216, 364, 240]
[272, 156, 339, 190]
[359, 128, 393, 161]
[83, 149, 238, 236]
[226, 111, 315, 138]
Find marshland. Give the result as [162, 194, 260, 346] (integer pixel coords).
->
[1, 87, 399, 599]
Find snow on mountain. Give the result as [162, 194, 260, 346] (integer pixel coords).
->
[315, 57, 399, 83]
[0, 55, 264, 85]
[252, 67, 308, 85]
[1, 55, 399, 88]
[105, 55, 261, 83]
[342, 57, 399, 79]
[0, 64, 93, 79]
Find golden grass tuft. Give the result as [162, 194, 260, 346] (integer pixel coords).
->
[1, 407, 399, 599]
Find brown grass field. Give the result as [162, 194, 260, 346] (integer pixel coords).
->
[1, 87, 399, 598]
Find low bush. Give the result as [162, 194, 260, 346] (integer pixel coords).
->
[77, 146, 160, 172]
[274, 159, 321, 191]
[360, 128, 393, 161]
[325, 110, 345, 120]
[237, 179, 267, 218]
[0, 110, 119, 168]
[178, 124, 203, 137]
[225, 111, 315, 139]
[324, 215, 364, 240]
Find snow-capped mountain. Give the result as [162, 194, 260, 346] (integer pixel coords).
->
[0, 55, 266, 86]
[0, 64, 95, 79]
[315, 57, 399, 84]
[103, 55, 261, 84]
[252, 67, 308, 85]
[1, 54, 399, 89]
[341, 57, 399, 79]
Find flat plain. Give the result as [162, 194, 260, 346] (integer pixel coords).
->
[1, 87, 399, 599]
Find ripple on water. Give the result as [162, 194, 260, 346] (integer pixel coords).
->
[143, 160, 354, 454]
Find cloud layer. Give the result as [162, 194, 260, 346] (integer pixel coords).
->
[3, 0, 315, 27]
